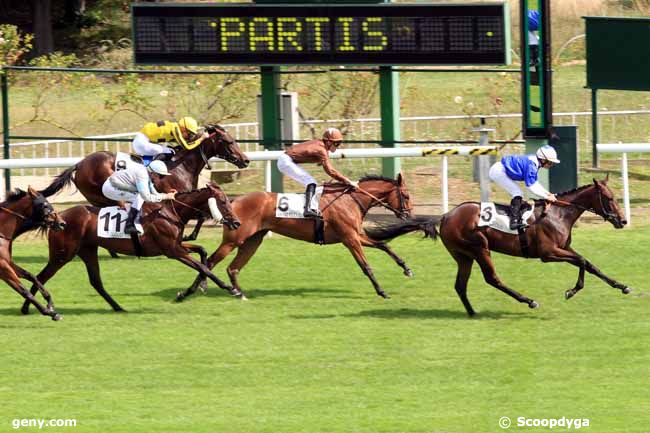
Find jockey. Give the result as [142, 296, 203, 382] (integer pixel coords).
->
[132, 116, 209, 164]
[101, 160, 177, 234]
[489, 144, 560, 230]
[277, 127, 358, 218]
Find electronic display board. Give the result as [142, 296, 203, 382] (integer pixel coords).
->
[132, 3, 509, 65]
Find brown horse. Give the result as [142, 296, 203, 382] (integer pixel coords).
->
[1, 187, 66, 320]
[366, 178, 633, 316]
[40, 124, 250, 240]
[21, 183, 242, 314]
[176, 174, 414, 301]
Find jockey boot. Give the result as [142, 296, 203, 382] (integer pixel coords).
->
[124, 207, 140, 235]
[509, 196, 524, 230]
[303, 183, 318, 218]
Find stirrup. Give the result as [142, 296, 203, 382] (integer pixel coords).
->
[303, 209, 318, 218]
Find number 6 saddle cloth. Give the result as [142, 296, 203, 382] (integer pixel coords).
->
[477, 202, 535, 234]
[275, 187, 324, 219]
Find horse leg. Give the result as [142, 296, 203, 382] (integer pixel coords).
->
[170, 248, 239, 298]
[226, 230, 268, 296]
[181, 242, 208, 292]
[182, 217, 204, 242]
[177, 242, 237, 302]
[542, 247, 631, 299]
[77, 247, 126, 312]
[343, 238, 389, 299]
[13, 264, 56, 313]
[474, 249, 539, 310]
[359, 236, 413, 277]
[1, 261, 61, 321]
[450, 252, 476, 316]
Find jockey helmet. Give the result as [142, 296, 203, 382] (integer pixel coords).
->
[178, 117, 199, 135]
[322, 127, 343, 142]
[148, 160, 171, 176]
[536, 145, 560, 164]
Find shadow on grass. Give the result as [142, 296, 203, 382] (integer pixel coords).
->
[151, 286, 362, 301]
[340, 307, 546, 321]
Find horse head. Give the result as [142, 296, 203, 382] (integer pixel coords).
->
[202, 124, 250, 169]
[27, 186, 66, 231]
[591, 175, 626, 228]
[358, 174, 413, 220]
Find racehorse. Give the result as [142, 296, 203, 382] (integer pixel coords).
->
[0, 187, 66, 320]
[40, 124, 250, 240]
[176, 174, 413, 301]
[365, 178, 633, 316]
[21, 183, 243, 314]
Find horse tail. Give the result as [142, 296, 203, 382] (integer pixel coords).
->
[40, 165, 76, 197]
[364, 215, 441, 242]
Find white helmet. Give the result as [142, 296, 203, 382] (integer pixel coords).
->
[148, 160, 170, 176]
[536, 145, 560, 163]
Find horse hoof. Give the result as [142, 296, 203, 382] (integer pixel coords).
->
[175, 292, 185, 302]
[20, 307, 30, 315]
[565, 290, 575, 300]
[404, 269, 414, 278]
[378, 291, 390, 299]
[529, 301, 539, 309]
[239, 294, 248, 301]
[51, 313, 62, 321]
[199, 281, 208, 294]
[622, 287, 632, 295]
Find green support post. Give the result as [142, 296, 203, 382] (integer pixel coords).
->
[1, 70, 10, 193]
[379, 66, 400, 178]
[591, 88, 599, 168]
[260, 66, 284, 193]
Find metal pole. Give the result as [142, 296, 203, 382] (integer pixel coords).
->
[441, 155, 449, 213]
[621, 152, 631, 227]
[379, 66, 400, 178]
[591, 88, 599, 168]
[2, 70, 11, 193]
[260, 66, 283, 192]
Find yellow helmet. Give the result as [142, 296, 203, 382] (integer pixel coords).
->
[178, 117, 199, 135]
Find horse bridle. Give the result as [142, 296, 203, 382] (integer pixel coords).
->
[202, 131, 240, 168]
[349, 182, 411, 219]
[0, 194, 56, 228]
[554, 186, 620, 224]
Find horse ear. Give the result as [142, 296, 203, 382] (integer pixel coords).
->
[27, 186, 38, 197]
[604, 172, 610, 184]
[592, 178, 599, 188]
[397, 173, 404, 185]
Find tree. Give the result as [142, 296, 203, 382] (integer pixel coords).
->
[32, 0, 54, 55]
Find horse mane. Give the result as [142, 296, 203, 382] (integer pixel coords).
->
[3, 189, 27, 203]
[556, 184, 593, 197]
[359, 175, 396, 184]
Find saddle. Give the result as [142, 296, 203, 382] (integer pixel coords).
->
[478, 201, 535, 257]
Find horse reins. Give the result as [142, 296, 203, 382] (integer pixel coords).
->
[549, 188, 619, 222]
[0, 206, 27, 220]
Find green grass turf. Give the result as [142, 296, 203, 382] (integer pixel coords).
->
[0, 224, 648, 433]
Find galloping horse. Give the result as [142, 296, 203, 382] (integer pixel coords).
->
[177, 174, 413, 301]
[0, 187, 66, 320]
[21, 183, 242, 314]
[366, 178, 633, 315]
[40, 124, 250, 240]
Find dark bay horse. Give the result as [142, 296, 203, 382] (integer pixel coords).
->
[177, 174, 413, 301]
[21, 183, 242, 314]
[366, 178, 633, 316]
[40, 124, 250, 240]
[1, 187, 66, 320]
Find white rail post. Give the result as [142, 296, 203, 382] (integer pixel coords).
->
[621, 152, 631, 227]
[441, 155, 449, 213]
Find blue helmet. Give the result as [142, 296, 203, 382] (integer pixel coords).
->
[528, 10, 540, 31]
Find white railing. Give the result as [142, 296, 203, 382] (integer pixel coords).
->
[7, 109, 650, 176]
[596, 142, 650, 227]
[0, 146, 498, 211]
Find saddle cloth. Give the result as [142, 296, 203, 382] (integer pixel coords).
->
[275, 187, 324, 218]
[477, 202, 535, 234]
[115, 152, 150, 171]
[97, 205, 143, 239]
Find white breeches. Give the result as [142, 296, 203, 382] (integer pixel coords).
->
[102, 179, 144, 210]
[489, 162, 523, 198]
[132, 132, 173, 157]
[277, 154, 317, 186]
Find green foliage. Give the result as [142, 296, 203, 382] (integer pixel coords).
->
[0, 24, 33, 67]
